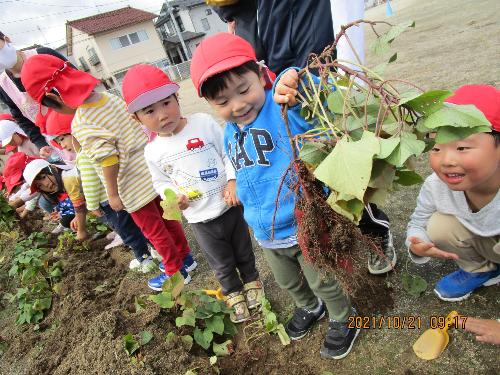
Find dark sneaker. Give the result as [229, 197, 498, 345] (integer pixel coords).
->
[368, 230, 397, 275]
[434, 267, 500, 302]
[320, 311, 360, 360]
[285, 298, 325, 340]
[159, 253, 198, 273]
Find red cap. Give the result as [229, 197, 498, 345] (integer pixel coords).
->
[3, 152, 39, 194]
[122, 64, 180, 113]
[20, 54, 99, 112]
[0, 113, 14, 121]
[45, 110, 74, 137]
[445, 85, 500, 132]
[190, 32, 275, 97]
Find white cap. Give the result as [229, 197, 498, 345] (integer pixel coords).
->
[0, 119, 27, 146]
[23, 159, 50, 189]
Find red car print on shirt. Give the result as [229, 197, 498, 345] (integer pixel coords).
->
[186, 138, 205, 151]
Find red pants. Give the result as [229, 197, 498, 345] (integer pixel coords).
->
[130, 196, 190, 275]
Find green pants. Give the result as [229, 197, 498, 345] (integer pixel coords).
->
[262, 245, 351, 322]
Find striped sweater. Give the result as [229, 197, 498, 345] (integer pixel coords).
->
[72, 93, 157, 212]
[75, 151, 107, 211]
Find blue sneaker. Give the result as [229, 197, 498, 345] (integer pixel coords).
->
[148, 267, 191, 292]
[434, 267, 500, 301]
[159, 253, 198, 273]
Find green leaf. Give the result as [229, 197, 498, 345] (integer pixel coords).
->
[365, 188, 389, 207]
[326, 192, 365, 223]
[385, 133, 425, 167]
[212, 340, 233, 356]
[370, 37, 390, 55]
[398, 89, 422, 106]
[123, 334, 140, 356]
[160, 188, 182, 221]
[32, 297, 51, 311]
[368, 63, 387, 78]
[395, 170, 423, 186]
[402, 273, 427, 297]
[403, 90, 452, 115]
[377, 137, 401, 159]
[165, 331, 176, 344]
[185, 371, 197, 375]
[223, 316, 238, 336]
[193, 327, 213, 350]
[388, 52, 397, 63]
[50, 267, 62, 278]
[206, 315, 225, 335]
[369, 161, 396, 189]
[140, 330, 153, 346]
[148, 292, 174, 309]
[263, 310, 278, 332]
[176, 308, 196, 327]
[162, 271, 185, 298]
[327, 90, 344, 114]
[384, 21, 416, 43]
[434, 125, 491, 144]
[275, 324, 291, 346]
[314, 132, 379, 202]
[424, 103, 492, 130]
[134, 295, 146, 312]
[299, 142, 329, 168]
[181, 335, 193, 351]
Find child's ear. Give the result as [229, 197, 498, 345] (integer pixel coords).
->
[259, 70, 267, 88]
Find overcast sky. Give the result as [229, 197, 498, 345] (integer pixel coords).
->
[1, 0, 166, 49]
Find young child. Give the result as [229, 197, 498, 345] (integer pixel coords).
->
[190, 33, 359, 359]
[405, 84, 500, 301]
[121, 64, 263, 323]
[20, 54, 193, 290]
[45, 110, 157, 273]
[22, 158, 88, 240]
[0, 118, 39, 156]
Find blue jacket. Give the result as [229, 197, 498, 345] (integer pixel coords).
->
[224, 89, 310, 241]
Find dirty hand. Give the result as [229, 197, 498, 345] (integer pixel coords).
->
[273, 69, 300, 106]
[223, 180, 240, 206]
[177, 194, 189, 210]
[39, 146, 52, 158]
[459, 317, 500, 345]
[108, 194, 124, 211]
[91, 209, 104, 217]
[408, 236, 459, 260]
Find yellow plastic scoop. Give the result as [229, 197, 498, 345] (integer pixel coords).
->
[413, 311, 458, 360]
[204, 288, 224, 300]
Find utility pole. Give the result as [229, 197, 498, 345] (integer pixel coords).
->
[167, 4, 190, 60]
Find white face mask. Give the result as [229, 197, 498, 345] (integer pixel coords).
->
[0, 42, 18, 73]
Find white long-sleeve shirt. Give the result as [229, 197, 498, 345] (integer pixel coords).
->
[406, 173, 500, 263]
[144, 113, 235, 223]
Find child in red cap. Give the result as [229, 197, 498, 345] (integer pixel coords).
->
[20, 54, 192, 288]
[405, 84, 500, 301]
[45, 110, 158, 273]
[122, 64, 262, 321]
[191, 32, 360, 359]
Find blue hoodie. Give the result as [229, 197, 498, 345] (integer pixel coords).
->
[224, 89, 311, 241]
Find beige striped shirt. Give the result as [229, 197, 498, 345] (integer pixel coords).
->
[72, 93, 157, 212]
[75, 152, 107, 211]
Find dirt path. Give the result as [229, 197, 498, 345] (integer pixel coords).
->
[1, 0, 499, 374]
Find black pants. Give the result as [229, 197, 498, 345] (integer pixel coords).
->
[190, 206, 259, 295]
[358, 203, 390, 238]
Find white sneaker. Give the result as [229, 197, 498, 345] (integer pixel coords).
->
[149, 246, 163, 261]
[105, 235, 124, 250]
[51, 223, 66, 234]
[129, 256, 155, 273]
[106, 231, 117, 240]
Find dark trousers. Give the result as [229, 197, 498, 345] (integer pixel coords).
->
[100, 203, 150, 261]
[191, 206, 259, 295]
[358, 203, 390, 237]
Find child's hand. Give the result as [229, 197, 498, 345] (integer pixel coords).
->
[273, 69, 299, 106]
[224, 180, 240, 206]
[108, 194, 124, 211]
[39, 146, 52, 158]
[76, 229, 89, 242]
[408, 236, 459, 260]
[459, 317, 500, 345]
[91, 209, 104, 217]
[19, 209, 29, 219]
[177, 194, 189, 210]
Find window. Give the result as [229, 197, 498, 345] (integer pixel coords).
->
[205, 8, 212, 15]
[201, 18, 210, 31]
[175, 16, 185, 32]
[110, 29, 149, 49]
[78, 57, 89, 71]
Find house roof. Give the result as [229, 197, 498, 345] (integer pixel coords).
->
[67, 6, 158, 36]
[162, 31, 205, 45]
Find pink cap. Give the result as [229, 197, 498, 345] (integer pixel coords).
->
[122, 64, 179, 113]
